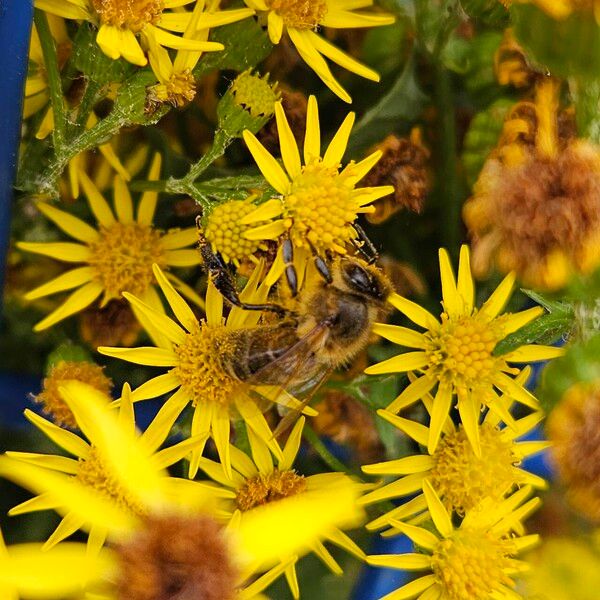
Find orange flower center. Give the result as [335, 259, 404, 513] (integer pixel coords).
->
[267, 0, 327, 29]
[91, 0, 163, 32]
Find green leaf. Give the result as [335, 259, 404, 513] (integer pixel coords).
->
[512, 4, 600, 80]
[194, 19, 272, 77]
[538, 334, 600, 412]
[571, 78, 600, 144]
[459, 0, 509, 26]
[71, 23, 134, 84]
[348, 53, 428, 153]
[494, 290, 574, 355]
[462, 99, 512, 187]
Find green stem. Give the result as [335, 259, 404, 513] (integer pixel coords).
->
[435, 64, 460, 252]
[303, 423, 362, 478]
[181, 129, 233, 185]
[34, 9, 68, 150]
[76, 79, 105, 129]
[40, 108, 124, 195]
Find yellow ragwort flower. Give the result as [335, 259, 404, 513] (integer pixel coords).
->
[18, 155, 203, 332]
[146, 0, 254, 107]
[240, 95, 394, 280]
[6, 382, 215, 554]
[196, 416, 366, 599]
[367, 482, 541, 600]
[0, 381, 363, 600]
[244, 0, 394, 102]
[361, 369, 549, 530]
[364, 245, 563, 456]
[98, 263, 317, 479]
[35, 0, 236, 66]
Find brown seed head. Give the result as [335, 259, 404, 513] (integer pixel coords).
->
[116, 514, 238, 600]
[362, 130, 430, 223]
[35, 361, 113, 428]
[547, 382, 600, 522]
[79, 300, 142, 349]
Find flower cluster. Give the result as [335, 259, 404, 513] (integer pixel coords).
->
[4, 0, 598, 598]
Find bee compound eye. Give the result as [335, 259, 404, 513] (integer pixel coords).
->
[346, 264, 375, 294]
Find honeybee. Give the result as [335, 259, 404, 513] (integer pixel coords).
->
[198, 227, 392, 432]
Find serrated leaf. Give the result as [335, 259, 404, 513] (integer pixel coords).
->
[71, 23, 133, 84]
[522, 289, 571, 314]
[194, 19, 272, 77]
[494, 311, 574, 356]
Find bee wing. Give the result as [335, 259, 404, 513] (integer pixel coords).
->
[242, 322, 334, 438]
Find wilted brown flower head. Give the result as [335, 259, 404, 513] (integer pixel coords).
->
[362, 129, 430, 224]
[464, 78, 600, 290]
[116, 514, 238, 600]
[35, 360, 113, 428]
[547, 381, 600, 523]
[313, 390, 384, 462]
[79, 300, 142, 349]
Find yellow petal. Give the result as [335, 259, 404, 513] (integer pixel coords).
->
[267, 9, 284, 43]
[422, 479, 452, 538]
[502, 307, 544, 336]
[304, 95, 321, 163]
[378, 575, 437, 600]
[427, 383, 453, 455]
[275, 101, 301, 179]
[364, 351, 429, 375]
[163, 249, 202, 267]
[97, 345, 178, 367]
[36, 202, 99, 243]
[243, 130, 291, 194]
[376, 409, 429, 446]
[387, 520, 439, 551]
[43, 513, 86, 551]
[388, 293, 439, 331]
[113, 175, 134, 223]
[153, 263, 198, 332]
[123, 291, 187, 345]
[160, 227, 198, 249]
[457, 394, 482, 457]
[33, 281, 103, 331]
[480, 271, 516, 320]
[23, 409, 89, 457]
[129, 371, 181, 402]
[372, 323, 428, 349]
[79, 169, 115, 227]
[24, 267, 94, 300]
[457, 245, 475, 313]
[140, 387, 190, 451]
[367, 553, 431, 570]
[438, 248, 461, 317]
[17, 241, 91, 263]
[137, 153, 162, 225]
[323, 112, 355, 168]
[307, 30, 380, 81]
[287, 28, 351, 103]
[0, 543, 116, 599]
[212, 405, 233, 479]
[362, 454, 434, 476]
[386, 375, 436, 414]
[502, 344, 564, 363]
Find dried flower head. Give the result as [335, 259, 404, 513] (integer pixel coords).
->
[34, 360, 113, 428]
[464, 78, 600, 290]
[547, 381, 600, 522]
[362, 129, 430, 223]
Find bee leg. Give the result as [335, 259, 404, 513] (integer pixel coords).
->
[352, 221, 379, 265]
[305, 238, 333, 284]
[282, 237, 298, 296]
[197, 222, 287, 315]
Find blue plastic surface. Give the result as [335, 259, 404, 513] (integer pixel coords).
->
[0, 0, 34, 313]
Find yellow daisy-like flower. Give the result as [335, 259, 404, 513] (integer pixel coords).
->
[367, 482, 541, 600]
[146, 0, 254, 107]
[35, 0, 232, 66]
[196, 416, 366, 599]
[0, 381, 363, 600]
[244, 0, 394, 102]
[364, 245, 564, 456]
[6, 382, 215, 554]
[98, 263, 317, 479]
[240, 96, 394, 275]
[361, 369, 549, 530]
[17, 154, 203, 332]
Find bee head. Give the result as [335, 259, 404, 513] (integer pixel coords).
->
[339, 258, 390, 302]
